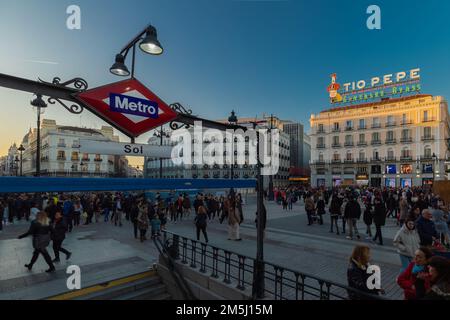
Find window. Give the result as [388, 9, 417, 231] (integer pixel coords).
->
[58, 138, 65, 146]
[318, 152, 324, 162]
[402, 113, 407, 124]
[359, 119, 365, 128]
[401, 148, 411, 159]
[333, 122, 339, 131]
[318, 137, 324, 145]
[359, 134, 365, 143]
[333, 136, 339, 145]
[57, 150, 65, 160]
[386, 165, 397, 174]
[372, 132, 380, 141]
[333, 152, 340, 161]
[95, 164, 101, 172]
[71, 152, 79, 161]
[401, 165, 413, 174]
[346, 151, 352, 161]
[373, 117, 380, 126]
[373, 150, 379, 160]
[346, 120, 353, 129]
[402, 129, 410, 139]
[371, 165, 381, 174]
[345, 135, 353, 144]
[386, 131, 394, 141]
[318, 124, 324, 132]
[359, 150, 365, 160]
[423, 110, 428, 121]
[387, 148, 395, 159]
[424, 127, 432, 138]
[424, 146, 432, 158]
[387, 115, 394, 125]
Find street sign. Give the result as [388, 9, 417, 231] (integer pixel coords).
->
[80, 140, 173, 158]
[75, 78, 178, 137]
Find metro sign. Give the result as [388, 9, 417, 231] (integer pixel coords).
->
[75, 78, 178, 137]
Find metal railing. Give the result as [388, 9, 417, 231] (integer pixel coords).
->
[159, 231, 387, 300]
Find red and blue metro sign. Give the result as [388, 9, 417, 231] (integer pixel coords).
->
[75, 78, 178, 138]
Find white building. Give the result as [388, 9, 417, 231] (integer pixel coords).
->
[13, 119, 129, 177]
[310, 95, 450, 187]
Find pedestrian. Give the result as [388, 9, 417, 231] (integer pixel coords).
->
[62, 197, 74, 232]
[150, 214, 161, 239]
[305, 195, 315, 226]
[130, 202, 139, 239]
[399, 196, 410, 227]
[227, 193, 241, 241]
[347, 245, 383, 300]
[137, 201, 149, 242]
[170, 201, 177, 223]
[423, 256, 450, 300]
[182, 194, 191, 218]
[416, 209, 438, 247]
[29, 202, 40, 221]
[430, 201, 449, 247]
[113, 195, 123, 227]
[236, 193, 244, 224]
[73, 199, 83, 227]
[195, 205, 209, 243]
[316, 195, 325, 225]
[393, 218, 421, 272]
[345, 196, 361, 240]
[329, 193, 341, 234]
[18, 211, 55, 273]
[372, 197, 386, 245]
[397, 246, 433, 300]
[363, 198, 373, 239]
[51, 211, 72, 263]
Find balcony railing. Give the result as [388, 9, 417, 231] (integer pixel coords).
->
[332, 143, 342, 148]
[400, 156, 413, 161]
[401, 120, 413, 126]
[72, 144, 80, 148]
[357, 141, 367, 146]
[386, 157, 397, 162]
[57, 157, 66, 161]
[385, 139, 397, 145]
[371, 157, 382, 162]
[332, 128, 340, 133]
[316, 144, 326, 149]
[94, 158, 103, 162]
[400, 137, 413, 143]
[421, 136, 435, 141]
[423, 118, 436, 122]
[71, 158, 80, 162]
[344, 142, 354, 147]
[317, 130, 326, 134]
[371, 124, 381, 129]
[82, 158, 90, 162]
[344, 159, 354, 164]
[57, 143, 66, 148]
[331, 159, 342, 164]
[345, 127, 354, 131]
[385, 122, 397, 128]
[371, 140, 381, 145]
[357, 158, 368, 163]
[314, 160, 326, 165]
[357, 126, 366, 130]
[420, 155, 434, 161]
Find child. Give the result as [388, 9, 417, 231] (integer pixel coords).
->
[151, 214, 161, 239]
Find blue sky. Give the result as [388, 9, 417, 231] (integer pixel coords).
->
[0, 0, 450, 161]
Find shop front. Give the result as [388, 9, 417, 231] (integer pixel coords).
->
[332, 176, 342, 187]
[356, 174, 369, 186]
[385, 177, 396, 188]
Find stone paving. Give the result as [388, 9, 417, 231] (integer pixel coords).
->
[0, 197, 405, 299]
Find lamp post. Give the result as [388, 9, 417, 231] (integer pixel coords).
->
[228, 111, 238, 180]
[432, 153, 437, 184]
[14, 156, 19, 176]
[30, 94, 47, 177]
[110, 24, 163, 79]
[153, 126, 170, 179]
[18, 144, 25, 176]
[268, 114, 274, 201]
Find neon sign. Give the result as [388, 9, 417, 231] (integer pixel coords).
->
[327, 68, 421, 105]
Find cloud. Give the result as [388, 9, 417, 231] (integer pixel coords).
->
[22, 59, 59, 65]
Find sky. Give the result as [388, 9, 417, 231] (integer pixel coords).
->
[0, 0, 450, 166]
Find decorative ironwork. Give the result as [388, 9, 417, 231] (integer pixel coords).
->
[39, 77, 89, 91]
[169, 102, 193, 130]
[37, 77, 88, 115]
[47, 97, 84, 114]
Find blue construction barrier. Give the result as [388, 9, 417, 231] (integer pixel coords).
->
[0, 177, 256, 193]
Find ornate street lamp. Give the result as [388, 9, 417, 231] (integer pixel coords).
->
[18, 144, 25, 176]
[154, 126, 170, 179]
[30, 94, 47, 177]
[228, 110, 238, 180]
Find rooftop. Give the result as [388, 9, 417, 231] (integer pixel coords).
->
[57, 126, 103, 136]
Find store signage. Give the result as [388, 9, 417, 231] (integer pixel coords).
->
[327, 68, 421, 105]
[356, 174, 369, 180]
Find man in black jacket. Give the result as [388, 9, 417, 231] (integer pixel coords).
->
[416, 209, 438, 246]
[345, 196, 361, 240]
[52, 212, 72, 262]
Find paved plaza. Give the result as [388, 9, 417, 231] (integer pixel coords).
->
[0, 196, 405, 299]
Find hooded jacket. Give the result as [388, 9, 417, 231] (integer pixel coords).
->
[393, 224, 421, 258]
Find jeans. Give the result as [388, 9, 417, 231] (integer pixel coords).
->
[73, 213, 80, 226]
[114, 210, 123, 226]
[373, 225, 383, 245]
[29, 248, 54, 269]
[347, 219, 360, 238]
[330, 216, 339, 233]
[104, 208, 110, 222]
[65, 215, 73, 232]
[52, 239, 70, 260]
[133, 222, 138, 238]
[196, 224, 208, 242]
[399, 254, 413, 273]
[306, 210, 313, 225]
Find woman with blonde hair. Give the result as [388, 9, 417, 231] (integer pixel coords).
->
[18, 211, 55, 273]
[347, 245, 382, 299]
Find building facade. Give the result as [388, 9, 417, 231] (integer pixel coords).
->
[310, 95, 450, 187]
[144, 116, 292, 187]
[10, 119, 129, 177]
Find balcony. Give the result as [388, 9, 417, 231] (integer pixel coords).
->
[71, 157, 80, 162]
[421, 136, 435, 141]
[331, 159, 342, 164]
[345, 127, 354, 131]
[357, 158, 368, 163]
[385, 122, 397, 128]
[371, 140, 382, 146]
[72, 144, 80, 148]
[57, 157, 66, 161]
[400, 156, 413, 161]
[57, 143, 66, 148]
[420, 155, 434, 161]
[401, 120, 413, 126]
[371, 157, 382, 162]
[344, 142, 354, 147]
[386, 157, 397, 162]
[385, 139, 397, 145]
[371, 124, 381, 129]
[357, 126, 366, 130]
[82, 158, 90, 162]
[423, 117, 436, 123]
[357, 141, 367, 147]
[317, 130, 326, 135]
[400, 137, 413, 143]
[314, 160, 326, 165]
[344, 159, 354, 164]
[332, 143, 342, 148]
[94, 158, 103, 162]
[332, 128, 340, 133]
[316, 144, 326, 149]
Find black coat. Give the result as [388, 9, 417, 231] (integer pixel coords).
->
[363, 203, 373, 225]
[18, 221, 53, 250]
[347, 260, 380, 300]
[329, 196, 342, 216]
[52, 219, 67, 241]
[344, 200, 361, 219]
[373, 202, 386, 226]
